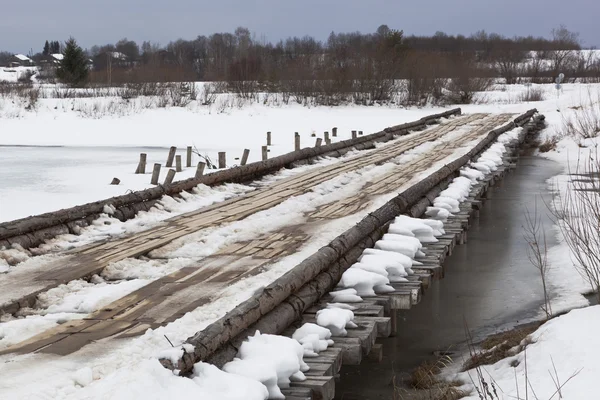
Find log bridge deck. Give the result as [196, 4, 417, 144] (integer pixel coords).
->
[0, 112, 537, 398]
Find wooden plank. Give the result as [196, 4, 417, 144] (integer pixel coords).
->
[331, 337, 362, 365]
[290, 376, 335, 400]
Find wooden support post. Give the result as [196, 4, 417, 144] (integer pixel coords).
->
[164, 169, 176, 185]
[359, 130, 363, 136]
[135, 153, 147, 174]
[186, 146, 192, 167]
[175, 155, 182, 172]
[315, 138, 322, 147]
[390, 310, 398, 336]
[261, 145, 268, 161]
[294, 132, 301, 151]
[218, 152, 226, 169]
[195, 162, 206, 178]
[151, 163, 161, 185]
[332, 127, 338, 137]
[351, 130, 357, 139]
[267, 131, 272, 146]
[166, 146, 177, 167]
[241, 149, 250, 166]
[324, 132, 331, 145]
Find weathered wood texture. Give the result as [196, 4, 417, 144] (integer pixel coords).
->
[161, 109, 538, 374]
[166, 146, 177, 168]
[0, 109, 461, 249]
[135, 153, 147, 174]
[241, 149, 250, 166]
[186, 146, 192, 167]
[150, 163, 161, 185]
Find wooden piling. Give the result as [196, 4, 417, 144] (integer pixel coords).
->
[166, 146, 177, 167]
[294, 132, 301, 151]
[175, 155, 182, 172]
[135, 153, 147, 174]
[241, 149, 250, 166]
[218, 152, 226, 169]
[359, 130, 363, 136]
[195, 162, 206, 178]
[164, 169, 176, 186]
[351, 130, 357, 139]
[332, 127, 338, 137]
[267, 131, 272, 146]
[186, 146, 192, 167]
[261, 145, 268, 161]
[151, 163, 161, 185]
[324, 132, 331, 145]
[315, 138, 322, 147]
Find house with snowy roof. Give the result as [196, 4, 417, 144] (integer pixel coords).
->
[8, 54, 34, 67]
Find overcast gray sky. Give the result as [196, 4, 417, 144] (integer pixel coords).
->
[1, 0, 597, 53]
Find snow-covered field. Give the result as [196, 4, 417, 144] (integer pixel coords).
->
[1, 78, 600, 399]
[0, 81, 596, 222]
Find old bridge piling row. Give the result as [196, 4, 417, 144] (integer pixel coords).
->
[135, 128, 374, 186]
[0, 109, 460, 251]
[160, 110, 543, 400]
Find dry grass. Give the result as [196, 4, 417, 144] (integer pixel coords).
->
[393, 357, 468, 400]
[538, 136, 559, 153]
[562, 92, 600, 139]
[462, 322, 543, 371]
[518, 87, 545, 102]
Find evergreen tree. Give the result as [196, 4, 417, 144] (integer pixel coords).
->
[56, 38, 89, 87]
[51, 41, 60, 54]
[43, 40, 50, 56]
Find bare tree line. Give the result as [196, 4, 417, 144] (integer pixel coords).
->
[3, 25, 600, 105]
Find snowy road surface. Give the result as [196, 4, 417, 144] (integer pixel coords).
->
[0, 113, 515, 360]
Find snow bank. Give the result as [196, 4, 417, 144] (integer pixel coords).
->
[193, 362, 269, 400]
[330, 288, 363, 302]
[457, 306, 600, 399]
[338, 268, 394, 296]
[316, 308, 356, 336]
[292, 323, 334, 358]
[233, 331, 308, 390]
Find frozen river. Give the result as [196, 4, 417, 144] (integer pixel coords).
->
[0, 145, 187, 222]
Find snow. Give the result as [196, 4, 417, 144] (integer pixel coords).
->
[338, 267, 392, 296]
[191, 362, 269, 400]
[315, 308, 356, 336]
[330, 288, 363, 303]
[233, 331, 308, 390]
[13, 54, 31, 62]
[453, 306, 600, 399]
[1, 82, 600, 398]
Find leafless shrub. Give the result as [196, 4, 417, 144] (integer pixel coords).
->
[200, 82, 224, 105]
[519, 87, 546, 102]
[562, 94, 600, 139]
[523, 203, 552, 319]
[447, 77, 493, 104]
[52, 86, 74, 99]
[17, 70, 35, 83]
[551, 149, 600, 303]
[168, 82, 193, 107]
[538, 136, 559, 153]
[0, 82, 41, 110]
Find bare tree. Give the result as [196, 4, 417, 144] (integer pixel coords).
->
[523, 202, 552, 319]
[552, 149, 600, 303]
